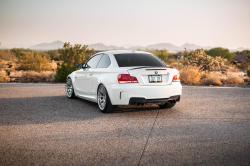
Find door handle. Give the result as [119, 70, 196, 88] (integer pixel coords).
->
[74, 75, 77, 79]
[89, 73, 93, 76]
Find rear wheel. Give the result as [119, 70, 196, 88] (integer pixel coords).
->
[158, 101, 176, 109]
[66, 77, 76, 99]
[97, 84, 117, 113]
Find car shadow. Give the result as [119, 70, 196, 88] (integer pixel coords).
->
[0, 95, 168, 126]
[0, 95, 101, 126]
[115, 104, 161, 113]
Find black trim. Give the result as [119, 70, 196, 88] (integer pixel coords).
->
[128, 66, 168, 70]
[129, 95, 180, 105]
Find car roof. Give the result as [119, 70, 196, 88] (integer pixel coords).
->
[97, 50, 152, 55]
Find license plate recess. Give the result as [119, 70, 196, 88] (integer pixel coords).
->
[148, 75, 162, 83]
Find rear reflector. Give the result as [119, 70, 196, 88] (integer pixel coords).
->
[172, 74, 180, 82]
[146, 69, 166, 70]
[118, 74, 138, 84]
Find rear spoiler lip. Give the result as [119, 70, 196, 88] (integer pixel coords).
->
[127, 66, 169, 70]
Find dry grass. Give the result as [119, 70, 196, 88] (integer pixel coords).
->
[180, 66, 201, 85]
[201, 75, 222, 85]
[0, 50, 17, 61]
[225, 76, 244, 84]
[20, 71, 56, 83]
[0, 60, 8, 69]
[227, 65, 240, 72]
[9, 71, 23, 77]
[0, 70, 10, 82]
[165, 59, 177, 65]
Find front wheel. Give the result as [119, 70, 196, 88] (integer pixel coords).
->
[97, 84, 117, 113]
[66, 77, 76, 99]
[158, 101, 176, 109]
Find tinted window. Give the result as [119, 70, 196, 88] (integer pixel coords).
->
[114, 53, 166, 67]
[86, 54, 102, 68]
[97, 54, 111, 68]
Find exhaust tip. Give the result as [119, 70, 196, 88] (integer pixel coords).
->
[137, 102, 141, 106]
[141, 102, 144, 106]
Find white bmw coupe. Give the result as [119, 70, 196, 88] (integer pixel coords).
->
[66, 50, 182, 113]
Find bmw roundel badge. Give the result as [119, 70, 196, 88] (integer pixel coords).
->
[155, 71, 158, 74]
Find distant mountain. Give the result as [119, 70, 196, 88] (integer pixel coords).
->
[128, 46, 146, 50]
[145, 43, 180, 51]
[88, 43, 125, 50]
[25, 40, 249, 52]
[29, 40, 64, 50]
[236, 47, 250, 51]
[229, 47, 250, 52]
[180, 43, 202, 50]
[88, 42, 235, 52]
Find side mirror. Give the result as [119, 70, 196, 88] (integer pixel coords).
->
[76, 63, 83, 69]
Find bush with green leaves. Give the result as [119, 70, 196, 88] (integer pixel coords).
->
[55, 42, 95, 82]
[55, 63, 74, 82]
[146, 49, 172, 62]
[205, 47, 235, 59]
[180, 48, 225, 71]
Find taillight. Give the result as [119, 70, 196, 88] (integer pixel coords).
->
[172, 74, 180, 82]
[118, 74, 138, 84]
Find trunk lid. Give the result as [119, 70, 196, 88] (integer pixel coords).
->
[126, 67, 175, 86]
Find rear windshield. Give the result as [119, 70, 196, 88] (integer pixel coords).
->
[114, 53, 166, 67]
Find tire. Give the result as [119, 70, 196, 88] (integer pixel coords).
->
[97, 84, 117, 113]
[158, 101, 176, 109]
[66, 77, 76, 99]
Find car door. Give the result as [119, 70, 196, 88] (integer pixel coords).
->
[75, 54, 102, 95]
[91, 54, 111, 95]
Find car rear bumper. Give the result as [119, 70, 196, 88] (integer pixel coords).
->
[105, 83, 182, 105]
[129, 95, 180, 105]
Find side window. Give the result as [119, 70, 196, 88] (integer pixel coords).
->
[97, 54, 111, 68]
[86, 54, 102, 68]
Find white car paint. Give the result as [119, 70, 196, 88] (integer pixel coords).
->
[68, 50, 182, 105]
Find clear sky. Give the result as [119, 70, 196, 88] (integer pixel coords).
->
[0, 0, 250, 49]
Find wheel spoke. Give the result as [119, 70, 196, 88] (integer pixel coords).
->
[66, 79, 74, 97]
[98, 86, 106, 110]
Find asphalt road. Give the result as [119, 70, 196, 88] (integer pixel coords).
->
[0, 84, 250, 166]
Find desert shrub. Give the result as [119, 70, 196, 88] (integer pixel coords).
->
[209, 56, 224, 70]
[205, 47, 235, 59]
[201, 75, 222, 85]
[227, 65, 240, 72]
[50, 60, 57, 72]
[11, 48, 33, 57]
[55, 63, 73, 82]
[247, 69, 250, 77]
[46, 50, 60, 61]
[200, 71, 211, 80]
[165, 58, 176, 65]
[20, 71, 56, 83]
[0, 70, 10, 82]
[187, 49, 212, 68]
[18, 53, 50, 72]
[168, 62, 184, 70]
[179, 66, 201, 85]
[237, 62, 249, 70]
[56, 42, 95, 82]
[0, 60, 7, 69]
[226, 76, 244, 84]
[9, 71, 23, 77]
[146, 49, 171, 62]
[0, 50, 17, 61]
